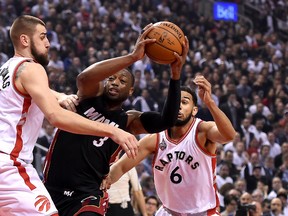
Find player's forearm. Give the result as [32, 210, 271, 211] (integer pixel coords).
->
[50, 89, 64, 100]
[77, 54, 137, 84]
[206, 100, 236, 141]
[140, 78, 180, 133]
[109, 163, 127, 184]
[46, 107, 116, 137]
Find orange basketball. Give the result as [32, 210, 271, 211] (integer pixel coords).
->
[145, 21, 185, 65]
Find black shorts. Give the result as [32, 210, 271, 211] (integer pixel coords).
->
[106, 202, 134, 216]
[46, 186, 108, 216]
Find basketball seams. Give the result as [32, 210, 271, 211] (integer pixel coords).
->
[153, 25, 184, 48]
[146, 36, 181, 54]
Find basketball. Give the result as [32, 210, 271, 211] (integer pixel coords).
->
[145, 21, 185, 65]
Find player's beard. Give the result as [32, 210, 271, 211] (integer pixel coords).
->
[31, 40, 49, 66]
[175, 112, 192, 126]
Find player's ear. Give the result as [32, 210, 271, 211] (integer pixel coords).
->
[129, 87, 134, 96]
[20, 34, 29, 47]
[192, 106, 198, 116]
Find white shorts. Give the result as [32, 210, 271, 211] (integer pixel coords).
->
[155, 206, 220, 216]
[0, 152, 58, 216]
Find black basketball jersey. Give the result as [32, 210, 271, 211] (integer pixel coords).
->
[43, 96, 128, 193]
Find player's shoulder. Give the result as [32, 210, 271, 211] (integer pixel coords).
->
[197, 120, 215, 131]
[19, 60, 45, 73]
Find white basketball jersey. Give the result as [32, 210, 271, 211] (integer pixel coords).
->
[0, 57, 44, 162]
[153, 118, 219, 214]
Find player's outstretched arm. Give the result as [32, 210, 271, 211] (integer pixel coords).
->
[194, 75, 236, 144]
[76, 24, 156, 100]
[101, 134, 156, 190]
[19, 62, 139, 158]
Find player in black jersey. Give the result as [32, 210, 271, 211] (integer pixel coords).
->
[43, 24, 189, 216]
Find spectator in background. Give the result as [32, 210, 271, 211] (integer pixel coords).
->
[249, 95, 272, 117]
[263, 197, 285, 216]
[223, 132, 241, 153]
[47, 47, 64, 73]
[233, 141, 249, 171]
[145, 195, 160, 216]
[217, 162, 234, 190]
[239, 117, 256, 150]
[220, 194, 238, 216]
[241, 152, 266, 182]
[218, 150, 239, 181]
[250, 118, 269, 145]
[275, 142, 288, 169]
[219, 93, 245, 131]
[267, 132, 281, 159]
[132, 88, 159, 112]
[275, 153, 288, 189]
[235, 179, 247, 194]
[276, 188, 288, 216]
[240, 192, 253, 205]
[236, 75, 252, 100]
[245, 165, 268, 193]
[267, 177, 284, 200]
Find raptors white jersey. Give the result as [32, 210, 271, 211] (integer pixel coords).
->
[153, 118, 219, 215]
[0, 57, 44, 163]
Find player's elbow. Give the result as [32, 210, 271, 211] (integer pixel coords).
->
[76, 73, 85, 88]
[45, 111, 63, 128]
[224, 130, 237, 142]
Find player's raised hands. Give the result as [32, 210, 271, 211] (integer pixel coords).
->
[193, 75, 213, 105]
[170, 36, 189, 80]
[130, 23, 156, 61]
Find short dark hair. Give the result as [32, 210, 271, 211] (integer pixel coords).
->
[180, 86, 197, 106]
[145, 195, 160, 208]
[10, 15, 45, 46]
[224, 194, 238, 206]
[124, 68, 135, 86]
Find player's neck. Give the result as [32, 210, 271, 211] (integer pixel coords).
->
[169, 118, 194, 140]
[14, 51, 32, 59]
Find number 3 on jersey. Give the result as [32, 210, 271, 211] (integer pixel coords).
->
[93, 137, 109, 147]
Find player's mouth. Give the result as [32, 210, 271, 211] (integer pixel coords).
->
[108, 88, 119, 96]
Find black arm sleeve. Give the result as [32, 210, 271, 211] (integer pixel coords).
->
[140, 79, 180, 133]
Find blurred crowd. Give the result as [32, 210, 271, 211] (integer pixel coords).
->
[1, 0, 288, 215]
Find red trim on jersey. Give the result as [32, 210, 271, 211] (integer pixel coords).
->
[10, 97, 36, 190]
[164, 117, 196, 144]
[207, 206, 220, 216]
[211, 156, 220, 212]
[152, 133, 160, 176]
[43, 129, 61, 183]
[109, 146, 122, 165]
[12, 59, 32, 98]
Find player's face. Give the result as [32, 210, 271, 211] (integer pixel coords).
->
[30, 24, 50, 66]
[175, 91, 198, 126]
[104, 70, 133, 103]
